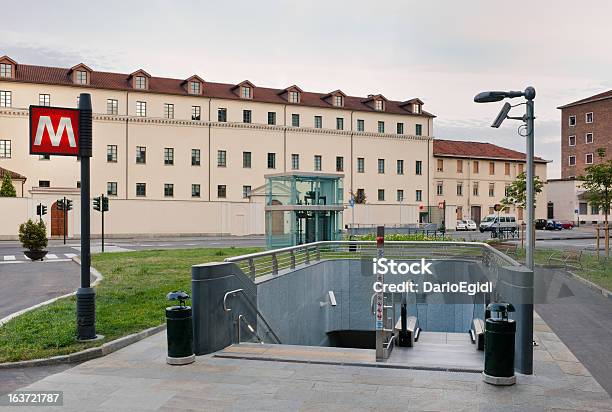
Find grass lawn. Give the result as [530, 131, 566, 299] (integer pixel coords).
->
[514, 248, 612, 291]
[0, 247, 261, 363]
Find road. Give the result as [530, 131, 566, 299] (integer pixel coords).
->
[0, 235, 265, 263]
[535, 267, 612, 396]
[0, 261, 91, 319]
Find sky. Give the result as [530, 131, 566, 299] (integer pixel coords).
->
[2, 0, 611, 178]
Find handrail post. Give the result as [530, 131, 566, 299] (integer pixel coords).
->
[305, 246, 310, 264]
[272, 253, 278, 275]
[290, 250, 296, 269]
[316, 245, 321, 261]
[248, 258, 255, 279]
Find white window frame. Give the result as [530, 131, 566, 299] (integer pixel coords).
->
[76, 70, 88, 84]
[568, 135, 576, 146]
[135, 76, 146, 89]
[585, 133, 593, 144]
[314, 155, 322, 171]
[190, 81, 201, 95]
[164, 103, 174, 119]
[568, 155, 576, 166]
[0, 90, 12, 107]
[375, 100, 384, 111]
[136, 101, 146, 117]
[568, 115, 576, 126]
[0, 139, 11, 158]
[241, 86, 251, 99]
[288, 91, 300, 103]
[107, 99, 119, 115]
[0, 63, 12, 78]
[333, 95, 343, 107]
[39, 93, 51, 106]
[586, 153, 594, 164]
[585, 112, 593, 124]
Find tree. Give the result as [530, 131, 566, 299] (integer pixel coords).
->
[579, 148, 612, 230]
[0, 173, 17, 197]
[501, 171, 544, 212]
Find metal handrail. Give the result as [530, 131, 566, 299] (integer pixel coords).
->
[224, 240, 521, 280]
[225, 240, 520, 266]
[222, 288, 282, 344]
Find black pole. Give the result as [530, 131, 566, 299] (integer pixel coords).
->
[63, 196, 67, 245]
[76, 93, 96, 341]
[101, 194, 105, 253]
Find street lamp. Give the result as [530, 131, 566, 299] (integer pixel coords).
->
[474, 87, 536, 376]
[474, 86, 536, 270]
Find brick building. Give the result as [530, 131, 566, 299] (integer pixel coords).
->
[558, 90, 612, 178]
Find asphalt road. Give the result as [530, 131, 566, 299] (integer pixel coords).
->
[535, 267, 612, 396]
[0, 260, 89, 319]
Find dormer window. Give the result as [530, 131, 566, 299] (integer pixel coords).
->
[135, 76, 147, 89]
[375, 100, 384, 111]
[190, 81, 201, 95]
[0, 56, 17, 79]
[413, 103, 421, 114]
[289, 91, 300, 103]
[334, 95, 344, 107]
[241, 86, 252, 99]
[0, 63, 12, 78]
[75, 70, 88, 84]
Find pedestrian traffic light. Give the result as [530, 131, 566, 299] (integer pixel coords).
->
[93, 196, 101, 211]
[102, 196, 109, 212]
[56, 199, 65, 211]
[66, 199, 73, 211]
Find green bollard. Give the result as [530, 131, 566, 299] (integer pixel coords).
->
[483, 302, 516, 386]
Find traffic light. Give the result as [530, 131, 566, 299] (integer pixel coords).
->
[102, 196, 109, 212]
[66, 199, 73, 211]
[56, 199, 65, 211]
[93, 196, 101, 211]
[36, 204, 48, 216]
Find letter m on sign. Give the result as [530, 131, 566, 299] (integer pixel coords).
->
[29, 106, 80, 156]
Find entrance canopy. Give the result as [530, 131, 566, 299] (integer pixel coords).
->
[264, 172, 344, 249]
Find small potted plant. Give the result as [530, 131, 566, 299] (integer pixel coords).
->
[19, 219, 48, 261]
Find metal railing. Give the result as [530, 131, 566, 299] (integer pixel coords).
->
[223, 289, 282, 344]
[225, 240, 521, 280]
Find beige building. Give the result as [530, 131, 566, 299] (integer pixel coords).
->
[432, 140, 549, 225]
[0, 55, 442, 237]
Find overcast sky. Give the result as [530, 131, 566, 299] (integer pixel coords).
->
[2, 0, 611, 178]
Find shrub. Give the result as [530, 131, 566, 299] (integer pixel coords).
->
[0, 173, 17, 197]
[18, 219, 48, 251]
[348, 233, 451, 242]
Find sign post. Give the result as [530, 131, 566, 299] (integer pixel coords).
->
[29, 94, 96, 341]
[76, 94, 96, 341]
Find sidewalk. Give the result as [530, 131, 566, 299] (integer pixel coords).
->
[2, 313, 611, 411]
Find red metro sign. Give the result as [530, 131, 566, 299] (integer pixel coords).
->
[29, 106, 80, 156]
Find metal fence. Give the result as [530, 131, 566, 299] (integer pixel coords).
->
[225, 240, 520, 280]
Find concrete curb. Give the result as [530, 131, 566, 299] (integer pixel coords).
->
[566, 269, 612, 300]
[0, 324, 165, 369]
[0, 257, 103, 327]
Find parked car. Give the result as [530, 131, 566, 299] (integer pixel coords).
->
[464, 219, 477, 231]
[535, 219, 547, 230]
[479, 214, 518, 233]
[545, 220, 563, 230]
[559, 220, 574, 229]
[456, 219, 477, 231]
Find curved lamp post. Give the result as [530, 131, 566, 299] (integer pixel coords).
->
[474, 87, 536, 375]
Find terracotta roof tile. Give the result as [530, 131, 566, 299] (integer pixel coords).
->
[0, 167, 26, 181]
[6, 63, 435, 117]
[558, 90, 612, 109]
[433, 139, 547, 163]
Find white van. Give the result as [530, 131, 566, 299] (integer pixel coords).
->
[479, 214, 518, 233]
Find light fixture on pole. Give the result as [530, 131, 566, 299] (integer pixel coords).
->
[474, 86, 535, 376]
